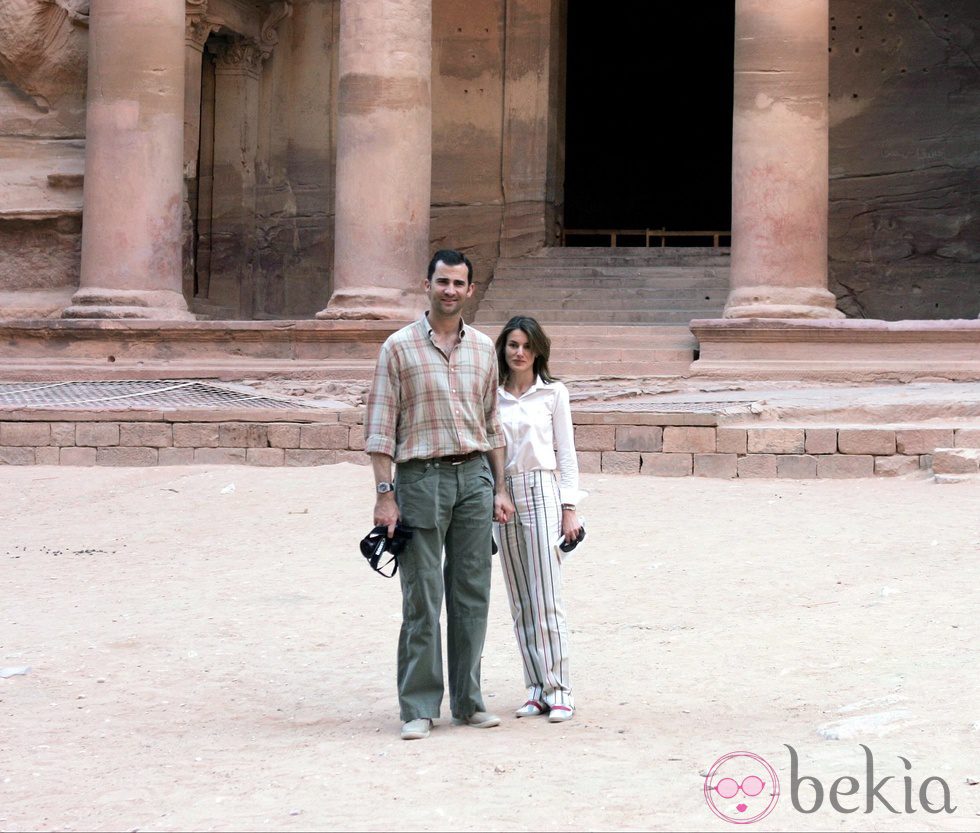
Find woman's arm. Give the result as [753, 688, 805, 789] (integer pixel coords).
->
[552, 383, 584, 542]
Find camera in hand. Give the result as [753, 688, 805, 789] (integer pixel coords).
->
[557, 525, 586, 553]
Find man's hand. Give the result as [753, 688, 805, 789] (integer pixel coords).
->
[493, 490, 515, 524]
[374, 492, 400, 538]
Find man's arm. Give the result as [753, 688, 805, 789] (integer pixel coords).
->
[371, 452, 400, 537]
[487, 445, 514, 523]
[365, 341, 400, 536]
[482, 345, 514, 523]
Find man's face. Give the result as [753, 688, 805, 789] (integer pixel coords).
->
[425, 261, 473, 318]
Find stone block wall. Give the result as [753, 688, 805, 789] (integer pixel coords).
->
[3, 408, 979, 480]
[569, 417, 979, 479]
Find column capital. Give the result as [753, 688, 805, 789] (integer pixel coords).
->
[185, 1, 214, 49]
[213, 35, 263, 78]
[259, 1, 293, 60]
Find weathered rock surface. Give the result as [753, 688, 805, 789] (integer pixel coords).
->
[828, 0, 980, 320]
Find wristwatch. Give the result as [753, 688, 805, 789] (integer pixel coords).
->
[376, 482, 395, 494]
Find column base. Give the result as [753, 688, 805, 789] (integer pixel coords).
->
[316, 288, 425, 321]
[0, 288, 76, 320]
[723, 286, 844, 319]
[62, 288, 196, 321]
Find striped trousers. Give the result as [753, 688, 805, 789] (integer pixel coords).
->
[497, 469, 573, 708]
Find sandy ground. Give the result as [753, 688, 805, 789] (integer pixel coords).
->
[2, 463, 979, 832]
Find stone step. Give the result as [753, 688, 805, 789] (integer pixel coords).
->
[492, 265, 730, 280]
[484, 284, 727, 298]
[478, 297, 725, 312]
[550, 360, 693, 378]
[523, 323, 695, 338]
[511, 247, 731, 266]
[476, 309, 715, 325]
[550, 346, 695, 361]
[524, 245, 729, 255]
[473, 323, 699, 376]
[472, 323, 697, 344]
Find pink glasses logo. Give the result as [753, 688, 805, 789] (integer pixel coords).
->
[704, 751, 780, 824]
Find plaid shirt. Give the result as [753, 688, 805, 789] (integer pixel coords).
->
[365, 314, 505, 463]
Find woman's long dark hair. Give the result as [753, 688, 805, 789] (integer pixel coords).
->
[495, 315, 556, 386]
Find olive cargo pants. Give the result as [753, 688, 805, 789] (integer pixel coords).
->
[394, 454, 494, 721]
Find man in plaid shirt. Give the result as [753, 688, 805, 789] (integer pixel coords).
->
[365, 249, 515, 740]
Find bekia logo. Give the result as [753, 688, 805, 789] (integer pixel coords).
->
[787, 745, 956, 815]
[703, 751, 780, 824]
[704, 746, 956, 824]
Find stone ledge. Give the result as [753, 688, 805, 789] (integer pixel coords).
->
[690, 319, 980, 382]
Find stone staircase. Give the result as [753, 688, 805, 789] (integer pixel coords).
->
[473, 247, 730, 377]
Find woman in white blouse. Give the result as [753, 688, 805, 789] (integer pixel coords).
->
[493, 316, 585, 723]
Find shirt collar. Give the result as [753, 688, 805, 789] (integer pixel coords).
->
[420, 311, 467, 340]
[499, 375, 544, 400]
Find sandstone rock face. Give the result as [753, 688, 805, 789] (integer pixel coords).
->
[0, 0, 89, 134]
[0, 0, 976, 321]
[0, 0, 88, 308]
[828, 0, 980, 320]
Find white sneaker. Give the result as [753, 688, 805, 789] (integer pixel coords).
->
[548, 705, 574, 723]
[515, 699, 548, 718]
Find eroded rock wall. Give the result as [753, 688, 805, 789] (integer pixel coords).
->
[0, 0, 88, 307]
[829, 0, 980, 319]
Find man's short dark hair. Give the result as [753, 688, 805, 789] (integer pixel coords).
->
[428, 249, 473, 284]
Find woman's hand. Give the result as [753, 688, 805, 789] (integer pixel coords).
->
[561, 507, 581, 543]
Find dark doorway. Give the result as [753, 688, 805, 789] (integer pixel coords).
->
[563, 3, 735, 245]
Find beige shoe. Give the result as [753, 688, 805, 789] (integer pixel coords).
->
[548, 705, 574, 723]
[400, 718, 432, 740]
[452, 711, 501, 728]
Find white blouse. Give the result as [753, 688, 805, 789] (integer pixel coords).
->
[497, 378, 587, 506]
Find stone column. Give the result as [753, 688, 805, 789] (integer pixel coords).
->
[64, 0, 194, 320]
[317, 0, 432, 320]
[724, 0, 842, 319]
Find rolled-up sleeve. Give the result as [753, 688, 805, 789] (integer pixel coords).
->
[483, 350, 505, 450]
[364, 341, 399, 457]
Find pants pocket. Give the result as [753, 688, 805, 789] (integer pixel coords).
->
[396, 464, 439, 530]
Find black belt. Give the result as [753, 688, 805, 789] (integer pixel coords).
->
[431, 450, 482, 465]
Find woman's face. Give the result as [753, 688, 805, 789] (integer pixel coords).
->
[504, 328, 535, 374]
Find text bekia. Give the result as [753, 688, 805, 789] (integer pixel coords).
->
[786, 745, 955, 814]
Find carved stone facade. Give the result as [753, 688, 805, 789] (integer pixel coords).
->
[0, 0, 977, 326]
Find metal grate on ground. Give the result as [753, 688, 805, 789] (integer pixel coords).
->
[0, 381, 321, 410]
